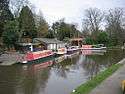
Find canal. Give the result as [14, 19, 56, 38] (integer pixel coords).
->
[0, 49, 125, 94]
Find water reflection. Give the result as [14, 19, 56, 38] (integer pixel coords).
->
[81, 50, 106, 55]
[53, 55, 80, 78]
[0, 66, 20, 94]
[0, 50, 125, 94]
[17, 62, 53, 94]
[81, 49, 125, 79]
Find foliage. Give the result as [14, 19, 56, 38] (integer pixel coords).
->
[82, 8, 125, 47]
[63, 37, 70, 43]
[1, 2, 125, 50]
[45, 29, 54, 38]
[0, 0, 14, 36]
[35, 11, 49, 38]
[0, 0, 14, 22]
[85, 32, 110, 45]
[19, 6, 37, 38]
[10, 0, 30, 17]
[52, 19, 79, 41]
[97, 32, 109, 45]
[71, 64, 122, 94]
[2, 20, 19, 50]
[106, 8, 124, 46]
[85, 37, 95, 45]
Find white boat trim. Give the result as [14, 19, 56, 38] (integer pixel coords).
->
[22, 61, 28, 64]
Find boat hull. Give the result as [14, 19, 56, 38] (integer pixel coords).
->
[21, 50, 55, 64]
[81, 45, 107, 50]
[67, 49, 79, 54]
[67, 46, 79, 54]
[25, 55, 55, 64]
[81, 48, 102, 50]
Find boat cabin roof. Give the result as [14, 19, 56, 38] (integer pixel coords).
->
[33, 38, 64, 44]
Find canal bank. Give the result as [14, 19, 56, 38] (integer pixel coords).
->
[71, 58, 125, 94]
[89, 58, 125, 94]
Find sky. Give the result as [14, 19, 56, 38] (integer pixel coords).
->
[29, 0, 125, 30]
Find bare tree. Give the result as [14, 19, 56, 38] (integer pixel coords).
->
[82, 8, 104, 39]
[106, 8, 124, 45]
[82, 19, 90, 37]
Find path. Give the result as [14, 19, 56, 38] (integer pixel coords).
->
[89, 59, 125, 94]
[0, 53, 24, 66]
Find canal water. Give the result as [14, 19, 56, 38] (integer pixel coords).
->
[0, 49, 125, 94]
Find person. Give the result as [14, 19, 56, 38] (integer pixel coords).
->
[122, 80, 125, 94]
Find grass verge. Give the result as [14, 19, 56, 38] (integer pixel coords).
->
[71, 64, 122, 94]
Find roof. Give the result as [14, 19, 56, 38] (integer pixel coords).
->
[70, 38, 83, 41]
[33, 38, 64, 44]
[18, 43, 40, 46]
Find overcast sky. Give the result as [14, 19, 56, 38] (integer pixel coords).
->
[29, 0, 125, 30]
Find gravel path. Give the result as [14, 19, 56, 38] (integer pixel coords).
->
[89, 59, 125, 94]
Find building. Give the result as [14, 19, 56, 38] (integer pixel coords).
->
[17, 38, 66, 52]
[33, 38, 66, 51]
[70, 38, 83, 47]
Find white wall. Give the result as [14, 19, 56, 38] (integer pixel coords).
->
[47, 43, 65, 50]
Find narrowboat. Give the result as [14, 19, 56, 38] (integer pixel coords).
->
[81, 44, 106, 50]
[21, 50, 55, 64]
[67, 46, 79, 54]
[56, 47, 67, 55]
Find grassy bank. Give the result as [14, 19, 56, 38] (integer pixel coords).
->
[71, 64, 122, 94]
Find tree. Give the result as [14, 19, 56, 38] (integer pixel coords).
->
[52, 20, 69, 40]
[82, 20, 90, 38]
[83, 8, 104, 39]
[0, 0, 13, 36]
[106, 8, 124, 45]
[45, 29, 54, 38]
[52, 21, 60, 38]
[59, 22, 72, 40]
[52, 19, 79, 41]
[9, 0, 30, 17]
[19, 6, 37, 38]
[35, 11, 49, 38]
[2, 20, 19, 50]
[97, 32, 109, 45]
[70, 24, 82, 38]
[85, 37, 95, 45]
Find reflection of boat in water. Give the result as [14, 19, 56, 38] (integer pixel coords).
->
[32, 55, 66, 70]
[56, 48, 67, 55]
[67, 46, 79, 54]
[65, 51, 80, 58]
[22, 60, 54, 71]
[81, 50, 106, 55]
[81, 44, 107, 50]
[33, 60, 53, 70]
[54, 55, 66, 63]
[22, 56, 66, 71]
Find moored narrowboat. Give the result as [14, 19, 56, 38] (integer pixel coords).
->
[21, 50, 55, 64]
[56, 47, 67, 55]
[67, 46, 79, 54]
[81, 44, 107, 50]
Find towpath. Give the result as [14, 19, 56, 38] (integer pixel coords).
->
[89, 59, 125, 94]
[0, 52, 24, 66]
